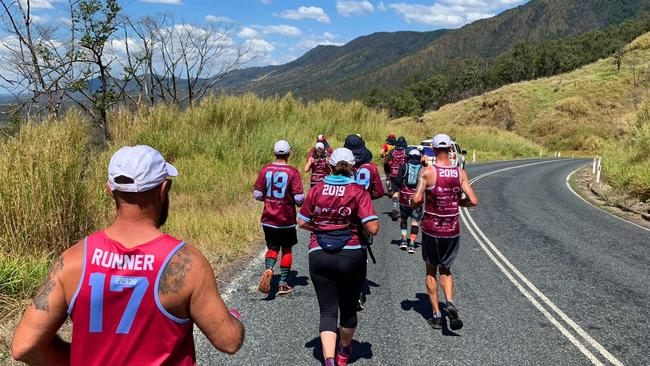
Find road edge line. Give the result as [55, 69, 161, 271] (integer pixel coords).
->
[565, 168, 650, 233]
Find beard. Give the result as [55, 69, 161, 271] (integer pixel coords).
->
[158, 193, 170, 228]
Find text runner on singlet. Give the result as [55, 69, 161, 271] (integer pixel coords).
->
[411, 134, 478, 332]
[11, 145, 244, 366]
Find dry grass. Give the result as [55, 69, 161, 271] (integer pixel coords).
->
[425, 32, 650, 152]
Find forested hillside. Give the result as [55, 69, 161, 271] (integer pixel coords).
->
[216, 0, 650, 101]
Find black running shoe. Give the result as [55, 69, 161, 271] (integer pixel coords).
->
[446, 302, 463, 330]
[407, 245, 415, 254]
[357, 298, 364, 311]
[427, 316, 442, 330]
[399, 238, 408, 250]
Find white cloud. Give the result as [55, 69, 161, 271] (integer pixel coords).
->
[260, 24, 302, 37]
[377, 1, 387, 11]
[260, 0, 272, 4]
[30, 14, 50, 24]
[276, 6, 330, 23]
[243, 38, 275, 58]
[205, 15, 237, 23]
[336, 1, 374, 17]
[19, 0, 54, 9]
[139, 0, 182, 4]
[389, 1, 525, 27]
[238, 27, 260, 39]
[293, 32, 342, 50]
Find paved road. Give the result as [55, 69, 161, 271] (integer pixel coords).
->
[195, 159, 649, 366]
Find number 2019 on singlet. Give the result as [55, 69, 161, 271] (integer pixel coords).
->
[322, 185, 346, 197]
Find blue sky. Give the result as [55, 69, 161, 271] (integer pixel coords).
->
[5, 0, 529, 68]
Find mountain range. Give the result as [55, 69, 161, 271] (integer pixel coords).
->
[216, 0, 650, 100]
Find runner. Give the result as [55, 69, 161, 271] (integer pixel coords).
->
[307, 134, 333, 160]
[304, 142, 330, 187]
[379, 134, 397, 191]
[385, 136, 408, 221]
[254, 140, 304, 295]
[394, 148, 424, 254]
[297, 148, 379, 366]
[344, 134, 385, 199]
[411, 134, 478, 331]
[11, 145, 244, 365]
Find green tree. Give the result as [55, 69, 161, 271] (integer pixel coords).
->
[72, 0, 121, 140]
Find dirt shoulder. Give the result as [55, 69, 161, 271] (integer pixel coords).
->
[570, 166, 650, 230]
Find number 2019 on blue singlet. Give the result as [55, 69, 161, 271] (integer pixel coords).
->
[265, 171, 288, 199]
[88, 273, 149, 334]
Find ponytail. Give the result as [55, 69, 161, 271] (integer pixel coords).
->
[332, 161, 354, 177]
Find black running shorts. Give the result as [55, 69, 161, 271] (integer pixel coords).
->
[263, 226, 298, 251]
[421, 233, 460, 269]
[400, 205, 422, 220]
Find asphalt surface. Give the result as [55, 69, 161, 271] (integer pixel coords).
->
[195, 159, 649, 366]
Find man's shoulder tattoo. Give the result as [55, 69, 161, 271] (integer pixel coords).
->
[33, 255, 64, 311]
[159, 245, 193, 295]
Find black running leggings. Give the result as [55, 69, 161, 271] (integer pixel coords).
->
[309, 249, 367, 333]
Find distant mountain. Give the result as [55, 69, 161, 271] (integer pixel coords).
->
[216, 0, 650, 100]
[217, 30, 447, 98]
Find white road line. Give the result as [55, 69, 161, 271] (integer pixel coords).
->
[220, 249, 266, 302]
[460, 212, 604, 366]
[565, 168, 650, 233]
[462, 160, 624, 366]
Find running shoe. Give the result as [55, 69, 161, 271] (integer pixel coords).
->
[427, 316, 442, 330]
[399, 238, 408, 250]
[258, 269, 273, 294]
[336, 342, 352, 366]
[407, 245, 416, 254]
[357, 298, 364, 311]
[277, 283, 293, 295]
[446, 302, 463, 330]
[391, 208, 399, 221]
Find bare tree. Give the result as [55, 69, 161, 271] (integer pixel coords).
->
[0, 0, 62, 117]
[144, 16, 249, 106]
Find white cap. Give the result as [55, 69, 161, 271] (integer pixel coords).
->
[432, 134, 452, 149]
[274, 140, 291, 154]
[108, 145, 178, 193]
[315, 142, 325, 149]
[329, 148, 356, 166]
[408, 148, 421, 156]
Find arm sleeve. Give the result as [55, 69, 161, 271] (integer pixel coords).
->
[298, 188, 314, 222]
[370, 165, 385, 199]
[291, 169, 304, 205]
[253, 170, 266, 201]
[357, 189, 378, 223]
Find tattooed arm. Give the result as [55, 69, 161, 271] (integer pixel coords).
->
[159, 244, 244, 355]
[11, 241, 83, 365]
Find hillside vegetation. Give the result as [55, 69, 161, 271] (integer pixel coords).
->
[419, 32, 650, 152]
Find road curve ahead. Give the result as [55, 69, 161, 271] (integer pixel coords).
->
[196, 159, 649, 366]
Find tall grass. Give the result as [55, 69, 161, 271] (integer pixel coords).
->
[602, 99, 650, 201]
[0, 93, 540, 303]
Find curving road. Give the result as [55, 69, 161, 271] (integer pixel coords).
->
[195, 159, 649, 366]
